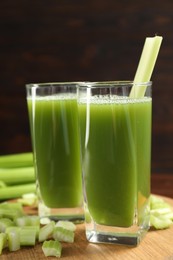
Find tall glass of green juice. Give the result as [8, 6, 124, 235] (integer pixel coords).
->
[26, 82, 83, 222]
[77, 81, 152, 245]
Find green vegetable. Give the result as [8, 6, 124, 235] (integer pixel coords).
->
[6, 227, 21, 252]
[53, 226, 74, 243]
[15, 215, 40, 227]
[0, 167, 35, 185]
[20, 227, 37, 246]
[0, 152, 33, 168]
[0, 233, 7, 254]
[0, 218, 14, 232]
[42, 240, 62, 258]
[150, 195, 173, 229]
[55, 221, 76, 231]
[17, 193, 38, 206]
[39, 221, 55, 242]
[0, 183, 36, 201]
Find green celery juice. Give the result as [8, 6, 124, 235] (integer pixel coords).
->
[78, 96, 151, 227]
[27, 94, 83, 208]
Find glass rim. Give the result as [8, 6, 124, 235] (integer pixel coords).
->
[77, 81, 152, 88]
[25, 81, 83, 89]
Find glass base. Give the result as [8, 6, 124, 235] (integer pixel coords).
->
[85, 221, 149, 246]
[38, 201, 84, 224]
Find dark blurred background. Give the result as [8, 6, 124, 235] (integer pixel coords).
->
[0, 0, 173, 174]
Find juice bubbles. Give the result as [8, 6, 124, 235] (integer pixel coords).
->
[78, 95, 151, 228]
[27, 93, 83, 209]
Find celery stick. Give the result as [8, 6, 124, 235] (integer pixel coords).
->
[0, 167, 35, 185]
[0, 181, 6, 188]
[42, 240, 62, 258]
[39, 221, 55, 242]
[53, 227, 74, 243]
[55, 221, 76, 231]
[0, 152, 33, 168]
[0, 183, 36, 200]
[0, 233, 7, 254]
[20, 227, 37, 246]
[6, 227, 20, 251]
[0, 218, 14, 232]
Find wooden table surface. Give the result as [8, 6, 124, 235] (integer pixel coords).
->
[1, 173, 173, 260]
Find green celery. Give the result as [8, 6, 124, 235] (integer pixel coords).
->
[0, 152, 33, 168]
[0, 181, 6, 188]
[42, 240, 62, 258]
[15, 215, 40, 227]
[20, 227, 37, 246]
[53, 226, 74, 243]
[0, 167, 35, 185]
[0, 233, 7, 254]
[0, 183, 36, 201]
[39, 221, 55, 242]
[55, 221, 76, 231]
[6, 227, 21, 251]
[17, 193, 38, 206]
[0, 218, 14, 232]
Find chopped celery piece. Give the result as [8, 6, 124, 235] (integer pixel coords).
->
[15, 215, 40, 227]
[55, 221, 76, 231]
[17, 193, 38, 206]
[0, 208, 22, 220]
[21, 225, 40, 240]
[0, 202, 24, 215]
[0, 202, 24, 220]
[0, 218, 14, 232]
[20, 227, 37, 246]
[0, 183, 36, 200]
[7, 227, 20, 251]
[0, 167, 35, 185]
[0, 152, 33, 168]
[150, 195, 173, 229]
[0, 233, 7, 254]
[39, 221, 55, 242]
[42, 240, 62, 258]
[53, 227, 74, 243]
[150, 214, 172, 229]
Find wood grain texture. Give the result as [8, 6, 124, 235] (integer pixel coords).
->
[1, 194, 173, 260]
[0, 1, 173, 175]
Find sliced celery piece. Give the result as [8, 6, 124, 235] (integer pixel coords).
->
[150, 214, 172, 229]
[42, 240, 62, 258]
[55, 221, 76, 231]
[53, 227, 74, 243]
[0, 218, 14, 232]
[21, 225, 40, 240]
[17, 193, 38, 206]
[15, 215, 40, 227]
[39, 221, 55, 242]
[20, 227, 37, 246]
[0, 233, 7, 254]
[6, 227, 20, 251]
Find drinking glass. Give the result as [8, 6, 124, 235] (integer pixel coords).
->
[26, 82, 84, 222]
[77, 81, 152, 245]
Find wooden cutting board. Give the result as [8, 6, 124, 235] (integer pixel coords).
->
[1, 195, 173, 260]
